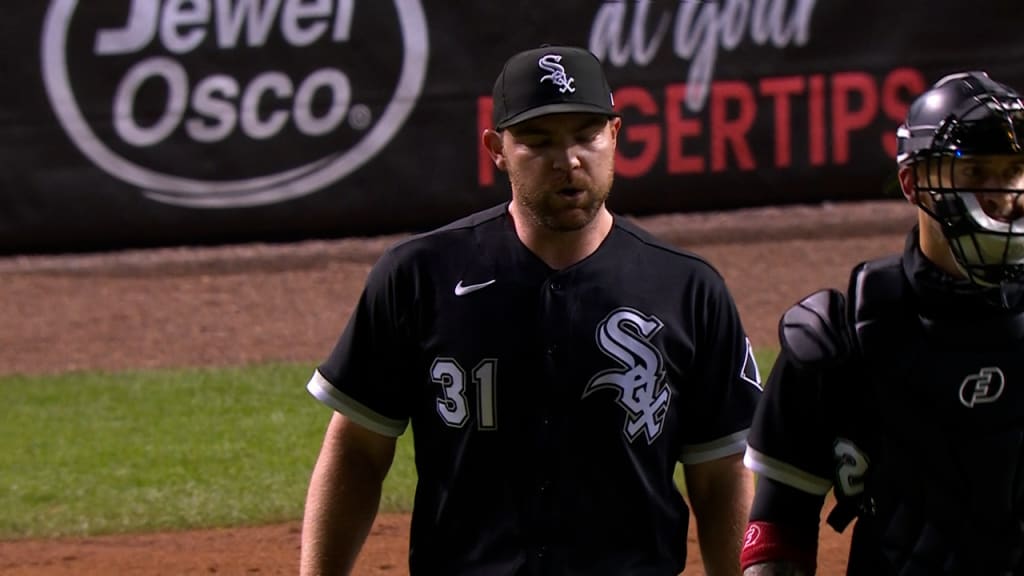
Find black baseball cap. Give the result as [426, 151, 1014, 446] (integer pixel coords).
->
[491, 45, 620, 131]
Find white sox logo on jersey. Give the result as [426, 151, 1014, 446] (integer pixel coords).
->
[959, 366, 1005, 408]
[538, 54, 576, 94]
[583, 307, 670, 444]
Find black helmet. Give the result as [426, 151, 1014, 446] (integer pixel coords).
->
[896, 71, 1024, 286]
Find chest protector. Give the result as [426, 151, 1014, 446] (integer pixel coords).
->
[781, 255, 1024, 575]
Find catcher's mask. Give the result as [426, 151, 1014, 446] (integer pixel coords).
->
[897, 71, 1024, 287]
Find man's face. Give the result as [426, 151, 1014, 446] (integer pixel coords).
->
[948, 154, 1024, 222]
[916, 154, 1024, 222]
[905, 153, 1024, 284]
[500, 113, 620, 232]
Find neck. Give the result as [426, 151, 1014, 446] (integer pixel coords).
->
[917, 209, 964, 279]
[509, 203, 613, 270]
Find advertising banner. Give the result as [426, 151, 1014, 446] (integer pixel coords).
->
[2, 0, 1021, 253]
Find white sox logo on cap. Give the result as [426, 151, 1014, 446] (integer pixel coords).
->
[538, 54, 575, 94]
[490, 45, 620, 131]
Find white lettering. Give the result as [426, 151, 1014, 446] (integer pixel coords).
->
[672, 1, 719, 114]
[44, 0, 430, 208]
[161, 0, 210, 54]
[752, 0, 812, 44]
[214, 0, 283, 48]
[588, 0, 668, 67]
[240, 71, 292, 139]
[721, 0, 749, 48]
[95, 0, 354, 53]
[589, 0, 818, 112]
[332, 0, 354, 41]
[113, 57, 189, 146]
[187, 74, 239, 142]
[281, 0, 331, 47]
[94, 0, 158, 55]
[112, 66, 355, 145]
[293, 68, 350, 135]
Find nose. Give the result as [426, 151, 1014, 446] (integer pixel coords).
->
[978, 191, 1024, 222]
[550, 143, 582, 172]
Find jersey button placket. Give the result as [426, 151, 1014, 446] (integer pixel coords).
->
[539, 275, 565, 436]
[536, 276, 566, 572]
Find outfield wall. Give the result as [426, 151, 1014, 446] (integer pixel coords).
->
[2, 0, 1021, 253]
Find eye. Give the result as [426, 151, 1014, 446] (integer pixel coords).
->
[572, 129, 602, 146]
[956, 164, 983, 183]
[519, 136, 550, 148]
[580, 125, 602, 138]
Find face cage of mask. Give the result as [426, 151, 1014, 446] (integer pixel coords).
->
[914, 151, 1024, 286]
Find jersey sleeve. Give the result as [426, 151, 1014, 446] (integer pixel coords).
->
[743, 349, 836, 495]
[305, 249, 414, 437]
[678, 277, 764, 464]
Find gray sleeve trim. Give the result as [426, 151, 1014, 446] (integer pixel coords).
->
[679, 429, 749, 464]
[306, 370, 408, 438]
[743, 445, 832, 495]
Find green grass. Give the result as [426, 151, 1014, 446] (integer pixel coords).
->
[1, 350, 776, 539]
[754, 349, 778, 383]
[0, 363, 415, 539]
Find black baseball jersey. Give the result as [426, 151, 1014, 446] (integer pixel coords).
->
[308, 203, 762, 575]
[746, 231, 1024, 575]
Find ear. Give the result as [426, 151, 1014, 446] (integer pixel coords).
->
[608, 116, 622, 145]
[482, 129, 507, 172]
[897, 165, 919, 205]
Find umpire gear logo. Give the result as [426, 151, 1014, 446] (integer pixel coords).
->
[583, 307, 670, 444]
[959, 367, 1005, 407]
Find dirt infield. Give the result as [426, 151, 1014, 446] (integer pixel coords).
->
[0, 200, 917, 575]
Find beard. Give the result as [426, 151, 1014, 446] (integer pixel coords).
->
[509, 165, 615, 232]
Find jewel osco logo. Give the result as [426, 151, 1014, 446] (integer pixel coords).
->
[41, 0, 429, 208]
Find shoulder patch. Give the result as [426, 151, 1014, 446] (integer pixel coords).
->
[779, 289, 853, 366]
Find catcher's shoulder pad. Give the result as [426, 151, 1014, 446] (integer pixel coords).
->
[848, 255, 905, 342]
[779, 288, 853, 367]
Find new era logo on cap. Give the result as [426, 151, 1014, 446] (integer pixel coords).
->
[492, 45, 619, 130]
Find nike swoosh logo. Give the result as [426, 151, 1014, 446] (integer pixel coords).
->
[454, 279, 496, 296]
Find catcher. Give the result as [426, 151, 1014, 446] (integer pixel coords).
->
[742, 70, 1024, 575]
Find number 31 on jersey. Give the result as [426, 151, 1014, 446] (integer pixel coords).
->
[431, 358, 498, 430]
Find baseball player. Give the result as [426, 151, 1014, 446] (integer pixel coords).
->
[300, 45, 763, 575]
[741, 70, 1024, 575]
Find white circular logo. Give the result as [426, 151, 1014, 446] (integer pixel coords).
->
[41, 0, 429, 208]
